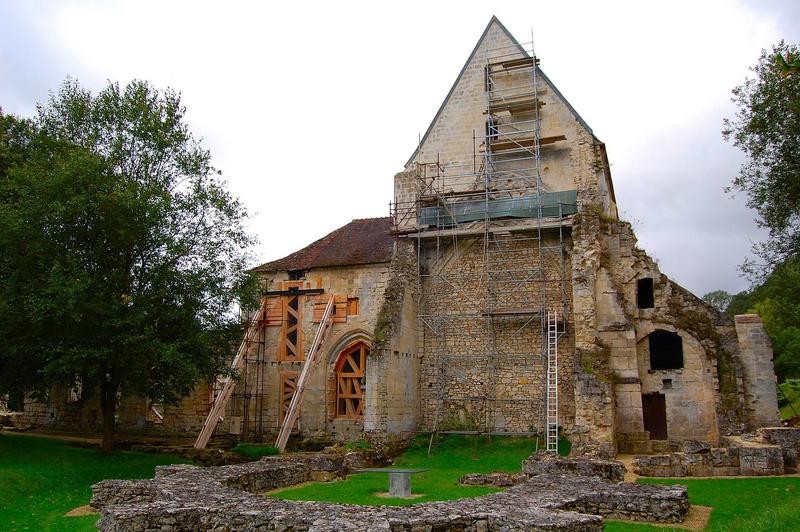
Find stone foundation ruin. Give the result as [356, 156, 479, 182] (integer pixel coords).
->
[91, 451, 689, 531]
[633, 427, 800, 477]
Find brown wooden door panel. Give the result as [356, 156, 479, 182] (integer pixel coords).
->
[642, 393, 668, 440]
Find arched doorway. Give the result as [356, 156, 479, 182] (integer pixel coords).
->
[335, 342, 368, 419]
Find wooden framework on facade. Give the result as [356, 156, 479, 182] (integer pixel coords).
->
[335, 341, 368, 419]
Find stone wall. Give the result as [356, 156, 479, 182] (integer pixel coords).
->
[735, 315, 781, 429]
[18, 384, 211, 435]
[397, 20, 602, 231]
[218, 261, 392, 443]
[92, 450, 689, 530]
[416, 232, 575, 434]
[590, 215, 779, 450]
[759, 427, 800, 472]
[633, 429, 800, 477]
[365, 240, 420, 443]
[522, 451, 625, 481]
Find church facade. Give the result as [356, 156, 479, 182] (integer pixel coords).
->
[21, 17, 779, 457]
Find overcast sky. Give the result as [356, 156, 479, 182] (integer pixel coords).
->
[2, 0, 799, 297]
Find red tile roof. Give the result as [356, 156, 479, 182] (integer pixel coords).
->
[254, 217, 394, 272]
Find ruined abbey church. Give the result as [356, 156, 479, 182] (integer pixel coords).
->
[22, 17, 780, 457]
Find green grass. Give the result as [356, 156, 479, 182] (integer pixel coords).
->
[343, 440, 373, 451]
[271, 434, 567, 506]
[779, 399, 800, 421]
[229, 442, 279, 459]
[606, 477, 800, 532]
[0, 433, 188, 531]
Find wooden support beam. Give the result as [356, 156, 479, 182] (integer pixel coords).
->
[265, 288, 324, 296]
[194, 297, 270, 449]
[275, 295, 336, 451]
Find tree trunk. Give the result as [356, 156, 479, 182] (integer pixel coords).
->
[100, 380, 118, 453]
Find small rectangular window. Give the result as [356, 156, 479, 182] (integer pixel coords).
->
[637, 278, 655, 309]
[347, 297, 359, 316]
[288, 269, 305, 281]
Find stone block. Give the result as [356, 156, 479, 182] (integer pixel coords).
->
[681, 440, 711, 454]
[738, 445, 784, 476]
[523, 452, 626, 481]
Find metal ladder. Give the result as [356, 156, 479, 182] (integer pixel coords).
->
[275, 295, 335, 451]
[194, 297, 270, 449]
[546, 310, 559, 452]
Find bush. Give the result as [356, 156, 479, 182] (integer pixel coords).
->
[229, 443, 279, 459]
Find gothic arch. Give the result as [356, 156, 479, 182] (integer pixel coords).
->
[334, 341, 370, 419]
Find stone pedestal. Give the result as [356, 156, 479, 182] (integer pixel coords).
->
[389, 472, 411, 497]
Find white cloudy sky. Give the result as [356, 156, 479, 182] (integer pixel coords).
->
[2, 0, 799, 297]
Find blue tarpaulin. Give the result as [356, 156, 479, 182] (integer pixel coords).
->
[418, 189, 577, 227]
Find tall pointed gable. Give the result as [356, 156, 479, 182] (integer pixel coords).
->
[405, 16, 595, 169]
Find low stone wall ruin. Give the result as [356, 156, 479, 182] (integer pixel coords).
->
[522, 451, 626, 481]
[92, 451, 688, 530]
[633, 428, 800, 477]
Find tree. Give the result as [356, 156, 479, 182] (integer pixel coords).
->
[702, 289, 733, 313]
[0, 80, 257, 451]
[724, 257, 800, 381]
[723, 41, 800, 274]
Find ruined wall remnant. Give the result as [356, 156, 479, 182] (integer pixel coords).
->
[91, 449, 689, 530]
[735, 315, 781, 429]
[365, 239, 420, 443]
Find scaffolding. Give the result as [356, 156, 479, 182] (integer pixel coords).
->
[195, 297, 269, 449]
[392, 38, 571, 450]
[233, 322, 269, 442]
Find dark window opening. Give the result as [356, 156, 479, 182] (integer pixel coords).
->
[637, 278, 654, 309]
[288, 269, 305, 280]
[649, 330, 683, 370]
[662, 379, 673, 389]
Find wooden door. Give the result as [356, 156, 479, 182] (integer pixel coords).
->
[335, 343, 368, 419]
[642, 393, 668, 440]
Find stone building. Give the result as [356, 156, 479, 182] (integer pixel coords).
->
[20, 17, 780, 457]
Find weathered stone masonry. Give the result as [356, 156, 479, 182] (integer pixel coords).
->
[91, 451, 688, 530]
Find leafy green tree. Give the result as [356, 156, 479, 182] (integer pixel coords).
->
[724, 258, 800, 381]
[702, 289, 733, 313]
[0, 80, 257, 451]
[723, 41, 800, 273]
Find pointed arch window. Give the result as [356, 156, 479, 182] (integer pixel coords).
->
[335, 342, 368, 419]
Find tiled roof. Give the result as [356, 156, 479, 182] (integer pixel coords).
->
[254, 217, 394, 272]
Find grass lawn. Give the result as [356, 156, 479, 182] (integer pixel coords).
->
[0, 432, 188, 531]
[780, 399, 800, 421]
[271, 434, 568, 506]
[606, 477, 800, 532]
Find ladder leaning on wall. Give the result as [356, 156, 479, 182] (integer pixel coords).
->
[546, 311, 559, 452]
[275, 295, 336, 451]
[194, 297, 270, 449]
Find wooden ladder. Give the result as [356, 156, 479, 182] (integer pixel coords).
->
[194, 297, 269, 449]
[275, 295, 335, 451]
[545, 310, 559, 453]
